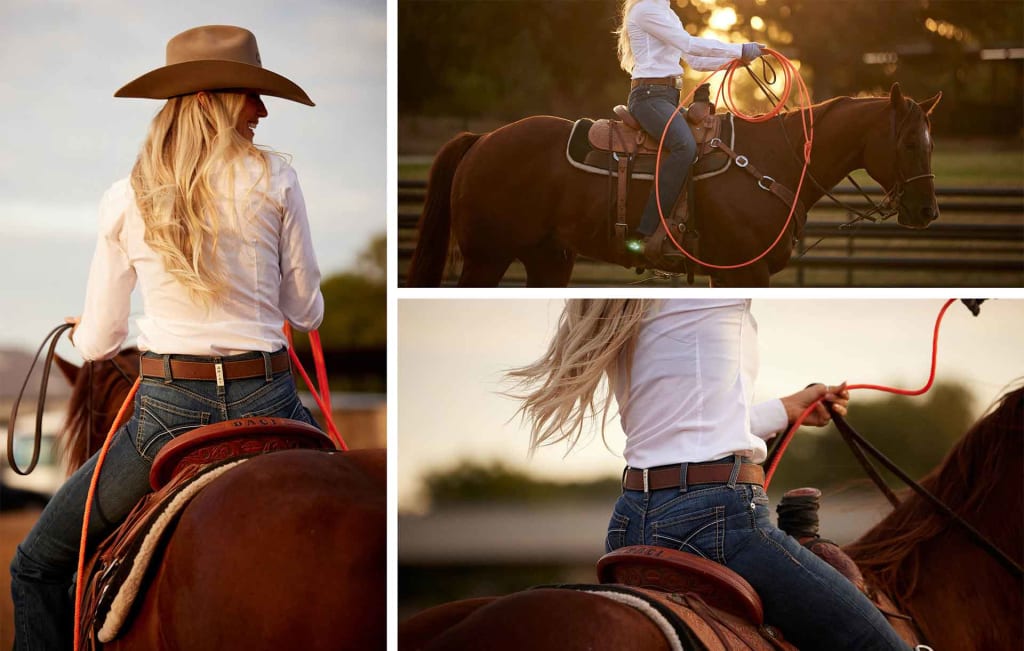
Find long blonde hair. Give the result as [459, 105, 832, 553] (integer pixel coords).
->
[505, 299, 656, 453]
[614, 0, 643, 73]
[131, 91, 269, 304]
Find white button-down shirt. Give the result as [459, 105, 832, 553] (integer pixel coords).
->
[627, 0, 743, 77]
[614, 299, 788, 467]
[74, 155, 324, 360]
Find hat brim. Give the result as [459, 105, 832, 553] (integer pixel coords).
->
[115, 60, 314, 106]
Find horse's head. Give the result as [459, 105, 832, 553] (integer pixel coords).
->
[863, 83, 942, 229]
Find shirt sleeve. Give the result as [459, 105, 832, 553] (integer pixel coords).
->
[278, 166, 324, 332]
[74, 183, 136, 361]
[750, 398, 788, 440]
[633, 4, 743, 64]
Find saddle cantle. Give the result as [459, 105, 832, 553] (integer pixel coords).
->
[598, 545, 764, 625]
[79, 418, 336, 647]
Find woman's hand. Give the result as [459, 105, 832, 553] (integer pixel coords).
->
[780, 382, 849, 427]
[740, 42, 766, 64]
[64, 315, 80, 343]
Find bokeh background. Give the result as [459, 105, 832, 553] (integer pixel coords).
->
[398, 0, 1024, 286]
[398, 298, 1024, 618]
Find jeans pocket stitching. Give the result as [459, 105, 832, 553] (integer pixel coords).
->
[652, 505, 725, 563]
[606, 511, 630, 552]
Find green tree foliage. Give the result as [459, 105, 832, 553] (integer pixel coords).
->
[399, 0, 1021, 136]
[424, 460, 621, 506]
[290, 234, 386, 392]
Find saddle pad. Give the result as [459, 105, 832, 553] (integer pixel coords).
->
[86, 458, 249, 644]
[566, 114, 735, 181]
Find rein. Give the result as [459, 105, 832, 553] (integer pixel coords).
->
[764, 299, 1023, 579]
[6, 322, 74, 475]
[828, 407, 1023, 578]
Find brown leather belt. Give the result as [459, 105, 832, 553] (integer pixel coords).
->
[139, 350, 290, 382]
[631, 76, 682, 90]
[623, 462, 764, 492]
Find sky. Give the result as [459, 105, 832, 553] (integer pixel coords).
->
[0, 0, 384, 353]
[398, 298, 1024, 511]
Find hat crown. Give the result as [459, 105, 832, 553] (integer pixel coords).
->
[166, 25, 262, 68]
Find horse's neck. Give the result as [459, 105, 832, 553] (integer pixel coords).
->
[787, 98, 886, 202]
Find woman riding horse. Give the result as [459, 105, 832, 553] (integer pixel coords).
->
[9, 25, 322, 649]
[506, 299, 912, 650]
[616, 0, 763, 263]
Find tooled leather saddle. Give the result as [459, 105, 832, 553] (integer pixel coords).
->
[77, 417, 336, 648]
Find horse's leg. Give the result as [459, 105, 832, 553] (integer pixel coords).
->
[398, 597, 497, 649]
[519, 239, 576, 287]
[457, 255, 514, 287]
[422, 589, 672, 651]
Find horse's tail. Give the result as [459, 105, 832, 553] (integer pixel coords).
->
[406, 132, 483, 286]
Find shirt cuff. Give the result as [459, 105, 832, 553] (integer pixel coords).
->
[751, 399, 788, 440]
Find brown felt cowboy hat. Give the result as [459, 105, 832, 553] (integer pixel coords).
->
[115, 25, 314, 106]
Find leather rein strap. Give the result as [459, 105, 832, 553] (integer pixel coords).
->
[6, 322, 74, 475]
[828, 405, 1023, 577]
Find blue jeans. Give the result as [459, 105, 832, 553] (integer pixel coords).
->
[628, 84, 698, 237]
[9, 350, 318, 651]
[605, 459, 911, 651]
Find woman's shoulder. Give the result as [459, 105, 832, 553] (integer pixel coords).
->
[96, 177, 135, 231]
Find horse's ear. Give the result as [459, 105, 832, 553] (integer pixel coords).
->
[889, 83, 905, 111]
[918, 91, 942, 116]
[53, 354, 79, 385]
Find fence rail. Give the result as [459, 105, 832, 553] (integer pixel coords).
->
[397, 181, 1024, 287]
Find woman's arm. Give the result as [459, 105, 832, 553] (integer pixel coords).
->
[632, 3, 743, 62]
[278, 166, 324, 332]
[73, 182, 136, 361]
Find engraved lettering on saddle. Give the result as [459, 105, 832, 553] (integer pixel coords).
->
[77, 418, 336, 647]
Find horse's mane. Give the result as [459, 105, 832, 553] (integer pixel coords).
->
[845, 384, 1024, 603]
[60, 348, 139, 473]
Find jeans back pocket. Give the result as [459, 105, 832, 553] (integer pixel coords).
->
[651, 505, 726, 564]
[135, 394, 211, 461]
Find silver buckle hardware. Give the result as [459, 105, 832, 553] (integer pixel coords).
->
[643, 468, 649, 492]
[735, 155, 749, 168]
[709, 137, 722, 148]
[758, 175, 776, 191]
[214, 362, 225, 388]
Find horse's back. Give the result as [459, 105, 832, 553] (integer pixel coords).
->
[116, 448, 385, 651]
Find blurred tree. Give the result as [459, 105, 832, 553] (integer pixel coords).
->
[424, 460, 621, 506]
[399, 0, 1021, 136]
[291, 234, 386, 392]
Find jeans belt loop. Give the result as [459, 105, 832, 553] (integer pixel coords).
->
[162, 355, 173, 384]
[620, 467, 628, 494]
[261, 351, 273, 382]
[642, 468, 649, 493]
[678, 462, 689, 494]
[727, 456, 742, 488]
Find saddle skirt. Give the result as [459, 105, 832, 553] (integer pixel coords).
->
[79, 418, 336, 647]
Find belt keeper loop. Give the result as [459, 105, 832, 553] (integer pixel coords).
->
[214, 357, 225, 396]
[262, 351, 273, 382]
[162, 355, 173, 384]
[642, 468, 649, 493]
[727, 456, 742, 488]
[678, 462, 689, 493]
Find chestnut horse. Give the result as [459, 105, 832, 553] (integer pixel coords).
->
[53, 352, 386, 650]
[407, 83, 941, 287]
[400, 386, 1023, 650]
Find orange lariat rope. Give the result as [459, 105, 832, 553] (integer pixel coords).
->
[653, 48, 814, 269]
[73, 376, 140, 651]
[763, 299, 956, 490]
[283, 324, 346, 450]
